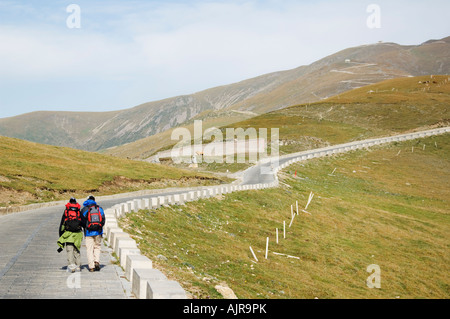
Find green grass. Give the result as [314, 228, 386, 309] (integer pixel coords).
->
[0, 136, 225, 207]
[222, 75, 450, 155]
[120, 133, 450, 299]
[159, 75, 449, 174]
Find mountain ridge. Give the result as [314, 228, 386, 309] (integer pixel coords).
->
[1, 36, 449, 152]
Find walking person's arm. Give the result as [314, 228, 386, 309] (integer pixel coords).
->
[59, 212, 66, 237]
[100, 207, 106, 227]
[80, 207, 87, 235]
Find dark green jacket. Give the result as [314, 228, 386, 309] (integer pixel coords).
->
[58, 208, 83, 251]
[57, 230, 83, 251]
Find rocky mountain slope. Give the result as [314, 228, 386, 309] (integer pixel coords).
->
[1, 36, 449, 152]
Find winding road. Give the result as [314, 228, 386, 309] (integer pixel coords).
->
[0, 127, 448, 299]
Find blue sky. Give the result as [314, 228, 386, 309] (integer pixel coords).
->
[0, 0, 449, 118]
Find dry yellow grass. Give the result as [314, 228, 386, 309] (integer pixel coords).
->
[0, 135, 224, 206]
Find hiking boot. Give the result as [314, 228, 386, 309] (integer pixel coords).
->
[94, 262, 100, 271]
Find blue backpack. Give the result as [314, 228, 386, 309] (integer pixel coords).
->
[86, 205, 103, 231]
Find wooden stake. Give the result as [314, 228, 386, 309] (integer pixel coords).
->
[289, 213, 295, 228]
[265, 237, 269, 259]
[276, 228, 279, 244]
[296, 201, 299, 215]
[273, 252, 301, 260]
[249, 246, 258, 262]
[283, 221, 286, 239]
[305, 192, 314, 210]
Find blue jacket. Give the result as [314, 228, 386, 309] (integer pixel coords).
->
[81, 199, 105, 237]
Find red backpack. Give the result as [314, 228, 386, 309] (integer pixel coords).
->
[64, 203, 82, 232]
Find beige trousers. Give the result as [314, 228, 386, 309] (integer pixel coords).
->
[66, 243, 81, 270]
[85, 235, 102, 269]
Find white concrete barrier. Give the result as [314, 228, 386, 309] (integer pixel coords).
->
[114, 206, 123, 218]
[132, 268, 168, 299]
[119, 247, 141, 269]
[167, 195, 175, 205]
[158, 196, 167, 206]
[113, 207, 121, 218]
[146, 280, 187, 299]
[134, 199, 143, 211]
[125, 254, 153, 282]
[104, 213, 116, 222]
[104, 221, 118, 237]
[122, 203, 129, 214]
[141, 198, 150, 209]
[114, 237, 138, 256]
[128, 201, 135, 213]
[173, 194, 183, 205]
[110, 231, 130, 251]
[106, 227, 122, 243]
[151, 197, 159, 209]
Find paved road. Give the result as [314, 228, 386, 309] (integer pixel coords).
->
[241, 127, 450, 185]
[0, 190, 195, 299]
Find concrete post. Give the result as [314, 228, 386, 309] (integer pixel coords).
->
[134, 199, 143, 211]
[142, 198, 150, 209]
[132, 268, 168, 299]
[127, 201, 135, 213]
[122, 203, 129, 214]
[146, 281, 187, 299]
[114, 237, 137, 256]
[119, 247, 141, 269]
[125, 255, 153, 282]
[158, 196, 167, 206]
[151, 197, 160, 209]
[106, 227, 122, 243]
[110, 231, 130, 251]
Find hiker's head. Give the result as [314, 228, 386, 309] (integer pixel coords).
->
[69, 197, 77, 204]
[87, 195, 95, 201]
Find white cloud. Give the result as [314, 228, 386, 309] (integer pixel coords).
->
[0, 26, 145, 80]
[0, 0, 449, 117]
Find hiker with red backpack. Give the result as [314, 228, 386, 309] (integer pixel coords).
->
[57, 197, 83, 273]
[81, 195, 105, 272]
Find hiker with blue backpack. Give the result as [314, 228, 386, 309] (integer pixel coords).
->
[81, 195, 106, 272]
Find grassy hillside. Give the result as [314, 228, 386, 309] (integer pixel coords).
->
[148, 75, 449, 174]
[225, 75, 450, 155]
[0, 136, 224, 207]
[0, 110, 120, 150]
[103, 109, 253, 159]
[121, 133, 450, 299]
